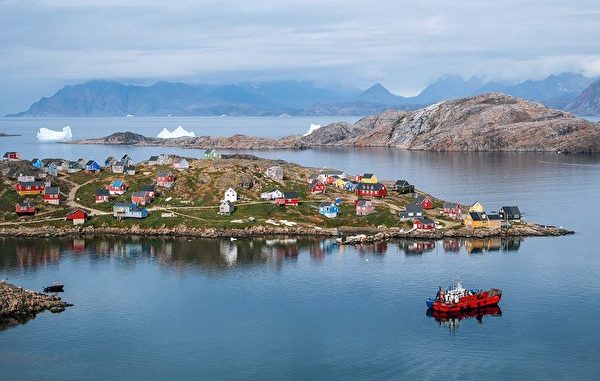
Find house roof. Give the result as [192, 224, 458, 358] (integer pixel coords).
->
[469, 211, 487, 221]
[220, 200, 234, 207]
[487, 213, 502, 220]
[68, 208, 89, 216]
[501, 206, 521, 215]
[362, 173, 374, 178]
[111, 180, 125, 187]
[114, 202, 135, 208]
[319, 201, 332, 207]
[140, 184, 156, 192]
[148, 155, 159, 161]
[394, 180, 410, 186]
[415, 195, 430, 203]
[405, 203, 423, 214]
[113, 161, 124, 167]
[96, 188, 110, 196]
[86, 160, 98, 166]
[283, 191, 299, 199]
[18, 181, 45, 187]
[415, 217, 435, 225]
[132, 191, 149, 198]
[443, 202, 459, 209]
[44, 186, 60, 195]
[310, 179, 323, 187]
[17, 201, 33, 207]
[157, 170, 173, 177]
[357, 182, 385, 191]
[121, 154, 130, 160]
[356, 200, 372, 207]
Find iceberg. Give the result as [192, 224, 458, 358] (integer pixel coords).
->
[156, 126, 196, 139]
[36, 126, 73, 141]
[303, 123, 321, 137]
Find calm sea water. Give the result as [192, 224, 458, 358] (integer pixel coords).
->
[1, 117, 600, 380]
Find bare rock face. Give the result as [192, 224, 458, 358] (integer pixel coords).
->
[565, 78, 600, 116]
[0, 281, 72, 330]
[304, 93, 600, 152]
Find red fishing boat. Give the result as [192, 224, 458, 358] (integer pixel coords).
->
[426, 280, 502, 312]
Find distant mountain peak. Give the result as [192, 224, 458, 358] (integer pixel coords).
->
[356, 83, 401, 105]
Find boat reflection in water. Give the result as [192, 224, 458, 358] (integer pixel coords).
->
[426, 305, 502, 333]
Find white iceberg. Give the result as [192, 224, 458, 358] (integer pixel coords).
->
[303, 123, 321, 137]
[156, 126, 196, 139]
[36, 126, 73, 141]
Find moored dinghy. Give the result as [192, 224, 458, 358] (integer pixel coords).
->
[43, 283, 64, 293]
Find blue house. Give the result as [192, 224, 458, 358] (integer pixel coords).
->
[344, 180, 359, 192]
[44, 162, 58, 176]
[319, 202, 340, 218]
[31, 158, 43, 169]
[85, 160, 102, 173]
[113, 202, 149, 220]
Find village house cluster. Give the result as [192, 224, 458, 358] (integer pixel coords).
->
[3, 150, 523, 231]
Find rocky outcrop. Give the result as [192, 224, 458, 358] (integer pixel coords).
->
[0, 281, 72, 330]
[300, 93, 600, 152]
[72, 132, 303, 150]
[71, 93, 600, 152]
[566, 78, 600, 116]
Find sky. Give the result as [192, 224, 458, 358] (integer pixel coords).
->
[1, 0, 599, 114]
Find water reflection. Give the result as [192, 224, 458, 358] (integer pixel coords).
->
[0, 236, 524, 273]
[426, 306, 503, 334]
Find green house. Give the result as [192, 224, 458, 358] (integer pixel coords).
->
[203, 149, 221, 160]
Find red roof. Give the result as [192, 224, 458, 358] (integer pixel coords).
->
[67, 209, 88, 220]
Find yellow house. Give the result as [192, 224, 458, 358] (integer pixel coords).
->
[361, 173, 378, 184]
[469, 201, 484, 213]
[335, 178, 347, 189]
[464, 211, 489, 228]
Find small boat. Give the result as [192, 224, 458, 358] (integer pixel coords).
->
[44, 283, 64, 293]
[426, 280, 501, 312]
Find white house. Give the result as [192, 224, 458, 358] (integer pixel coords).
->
[173, 158, 190, 170]
[223, 187, 238, 202]
[260, 189, 284, 200]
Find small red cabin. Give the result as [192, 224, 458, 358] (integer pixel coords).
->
[66, 208, 89, 225]
[413, 217, 436, 231]
[156, 171, 175, 188]
[325, 176, 338, 185]
[43, 186, 60, 205]
[131, 191, 151, 206]
[415, 195, 433, 210]
[355, 183, 387, 198]
[442, 202, 462, 218]
[3, 151, 21, 161]
[15, 201, 36, 216]
[276, 192, 299, 206]
[309, 180, 325, 194]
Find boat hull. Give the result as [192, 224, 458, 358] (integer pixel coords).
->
[431, 289, 502, 312]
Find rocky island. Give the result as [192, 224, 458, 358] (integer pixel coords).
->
[70, 93, 600, 153]
[0, 154, 573, 242]
[0, 281, 72, 330]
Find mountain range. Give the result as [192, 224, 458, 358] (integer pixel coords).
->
[7, 72, 600, 117]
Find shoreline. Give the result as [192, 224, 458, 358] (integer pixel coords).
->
[0, 224, 574, 241]
[0, 281, 72, 330]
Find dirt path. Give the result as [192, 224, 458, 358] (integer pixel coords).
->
[60, 176, 109, 216]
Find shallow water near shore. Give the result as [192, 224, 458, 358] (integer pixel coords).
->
[1, 116, 600, 380]
[0, 235, 599, 380]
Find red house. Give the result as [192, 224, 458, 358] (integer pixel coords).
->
[66, 208, 89, 225]
[156, 171, 175, 188]
[413, 217, 436, 231]
[415, 195, 433, 210]
[43, 186, 60, 205]
[309, 180, 325, 194]
[325, 175, 338, 185]
[355, 183, 387, 198]
[15, 181, 45, 196]
[131, 191, 151, 206]
[95, 188, 110, 203]
[15, 201, 36, 216]
[108, 180, 128, 195]
[442, 202, 462, 218]
[276, 192, 299, 206]
[3, 151, 21, 161]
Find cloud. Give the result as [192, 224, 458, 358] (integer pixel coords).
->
[0, 0, 599, 112]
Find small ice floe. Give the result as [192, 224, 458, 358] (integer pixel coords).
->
[303, 123, 321, 137]
[156, 126, 196, 139]
[36, 126, 73, 141]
